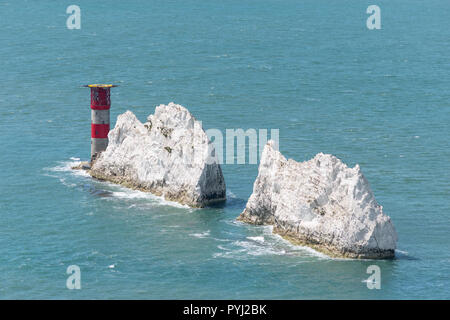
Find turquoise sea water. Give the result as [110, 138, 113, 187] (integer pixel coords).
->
[0, 0, 449, 299]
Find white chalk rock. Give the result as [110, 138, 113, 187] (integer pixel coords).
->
[238, 141, 398, 259]
[90, 102, 226, 207]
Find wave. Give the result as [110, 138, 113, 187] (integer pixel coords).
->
[226, 222, 391, 261]
[247, 236, 265, 243]
[213, 224, 330, 260]
[263, 227, 332, 259]
[44, 160, 90, 178]
[189, 231, 211, 238]
[107, 187, 190, 209]
[58, 178, 76, 188]
[394, 249, 417, 260]
[45, 159, 191, 209]
[226, 190, 237, 199]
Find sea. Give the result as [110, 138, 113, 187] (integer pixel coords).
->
[0, 0, 449, 299]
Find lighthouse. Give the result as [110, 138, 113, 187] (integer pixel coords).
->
[85, 84, 117, 162]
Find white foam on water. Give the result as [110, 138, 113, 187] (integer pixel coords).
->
[268, 230, 332, 260]
[46, 159, 192, 210]
[213, 240, 286, 259]
[108, 187, 190, 209]
[266, 226, 362, 260]
[394, 249, 411, 260]
[211, 54, 228, 58]
[247, 236, 265, 243]
[212, 237, 232, 243]
[225, 219, 247, 227]
[226, 190, 237, 199]
[218, 220, 341, 260]
[59, 178, 76, 188]
[213, 248, 247, 259]
[45, 160, 90, 178]
[189, 230, 211, 238]
[111, 190, 156, 200]
[235, 240, 286, 256]
[42, 173, 58, 179]
[252, 225, 332, 259]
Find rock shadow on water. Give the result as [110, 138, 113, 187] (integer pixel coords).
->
[205, 197, 243, 209]
[82, 184, 114, 198]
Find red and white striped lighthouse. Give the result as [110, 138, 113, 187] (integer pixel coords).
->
[85, 84, 117, 162]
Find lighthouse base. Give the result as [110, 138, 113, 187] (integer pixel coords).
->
[91, 138, 108, 162]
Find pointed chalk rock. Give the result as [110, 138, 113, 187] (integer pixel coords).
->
[90, 102, 226, 207]
[238, 140, 398, 259]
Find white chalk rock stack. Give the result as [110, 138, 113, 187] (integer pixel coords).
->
[90, 102, 226, 207]
[238, 141, 398, 259]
